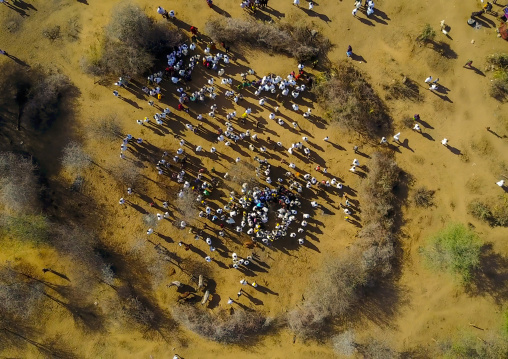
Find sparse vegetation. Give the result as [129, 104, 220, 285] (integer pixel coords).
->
[42, 25, 61, 41]
[487, 54, 508, 101]
[0, 214, 50, 244]
[417, 24, 436, 43]
[421, 223, 482, 284]
[88, 114, 123, 142]
[383, 76, 422, 102]
[173, 304, 269, 343]
[61, 141, 92, 173]
[332, 330, 357, 357]
[0, 153, 40, 213]
[205, 18, 330, 62]
[413, 186, 435, 208]
[440, 331, 508, 358]
[468, 199, 508, 227]
[313, 63, 391, 138]
[81, 3, 182, 77]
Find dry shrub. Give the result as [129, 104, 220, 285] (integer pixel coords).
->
[82, 3, 181, 77]
[175, 188, 199, 220]
[0, 152, 40, 213]
[312, 63, 391, 138]
[173, 304, 268, 343]
[204, 18, 330, 62]
[287, 252, 367, 338]
[0, 266, 46, 321]
[383, 76, 422, 102]
[88, 114, 123, 142]
[413, 186, 434, 208]
[42, 25, 61, 41]
[332, 330, 357, 356]
[360, 337, 399, 359]
[358, 152, 400, 278]
[228, 162, 258, 187]
[123, 296, 155, 327]
[110, 161, 142, 187]
[21, 73, 75, 131]
[61, 141, 92, 173]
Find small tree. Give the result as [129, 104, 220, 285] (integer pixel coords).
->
[82, 3, 181, 77]
[417, 24, 436, 43]
[421, 223, 482, 284]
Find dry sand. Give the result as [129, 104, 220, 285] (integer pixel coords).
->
[1, 0, 507, 357]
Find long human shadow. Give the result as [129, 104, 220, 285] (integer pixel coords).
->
[445, 144, 461, 155]
[5, 53, 30, 67]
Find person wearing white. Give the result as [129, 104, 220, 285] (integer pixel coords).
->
[425, 76, 433, 83]
[413, 123, 421, 132]
[393, 132, 401, 142]
[496, 180, 505, 187]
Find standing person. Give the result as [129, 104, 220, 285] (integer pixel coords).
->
[308, 1, 314, 10]
[293, 0, 300, 6]
[346, 45, 353, 58]
[113, 90, 120, 98]
[169, 10, 175, 20]
[157, 6, 169, 19]
[0, 49, 6, 55]
[464, 60, 473, 68]
[352, 7, 358, 16]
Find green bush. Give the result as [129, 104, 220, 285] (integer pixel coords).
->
[417, 24, 436, 43]
[421, 223, 482, 284]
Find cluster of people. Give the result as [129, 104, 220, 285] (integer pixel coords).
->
[352, 0, 375, 17]
[112, 13, 365, 310]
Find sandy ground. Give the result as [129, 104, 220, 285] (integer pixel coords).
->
[1, 0, 508, 357]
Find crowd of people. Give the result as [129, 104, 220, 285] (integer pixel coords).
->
[113, 15, 361, 306]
